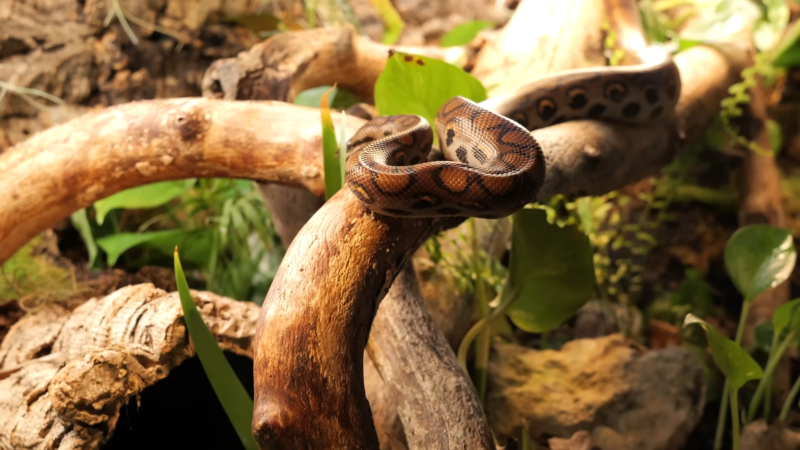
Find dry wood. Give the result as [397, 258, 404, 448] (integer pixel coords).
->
[201, 25, 467, 104]
[366, 263, 494, 449]
[0, 284, 259, 448]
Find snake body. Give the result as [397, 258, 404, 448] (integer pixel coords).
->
[345, 47, 681, 219]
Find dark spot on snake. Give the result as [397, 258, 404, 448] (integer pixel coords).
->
[409, 156, 421, 165]
[410, 196, 441, 209]
[587, 104, 606, 118]
[604, 82, 627, 103]
[536, 97, 557, 121]
[622, 103, 640, 118]
[511, 111, 528, 128]
[392, 150, 406, 165]
[382, 208, 411, 216]
[383, 130, 393, 136]
[645, 87, 659, 105]
[349, 136, 375, 149]
[551, 115, 567, 125]
[348, 181, 374, 203]
[473, 146, 487, 164]
[567, 87, 589, 109]
[404, 55, 413, 62]
[650, 106, 664, 119]
[446, 128, 456, 146]
[456, 146, 468, 163]
[437, 207, 461, 216]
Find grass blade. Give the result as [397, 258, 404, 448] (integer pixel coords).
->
[320, 86, 343, 199]
[173, 248, 258, 450]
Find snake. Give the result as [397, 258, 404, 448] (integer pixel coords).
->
[344, 47, 681, 219]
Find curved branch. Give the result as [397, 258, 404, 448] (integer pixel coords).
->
[0, 99, 365, 263]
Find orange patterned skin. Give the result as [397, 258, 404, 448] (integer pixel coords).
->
[345, 49, 680, 218]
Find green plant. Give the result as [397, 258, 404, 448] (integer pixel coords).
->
[440, 20, 494, 47]
[74, 179, 281, 302]
[687, 224, 796, 450]
[174, 248, 259, 450]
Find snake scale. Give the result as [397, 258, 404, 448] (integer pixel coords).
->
[344, 47, 681, 219]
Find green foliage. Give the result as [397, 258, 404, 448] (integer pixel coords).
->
[368, 0, 405, 44]
[293, 85, 359, 110]
[71, 209, 99, 267]
[97, 229, 212, 267]
[724, 224, 796, 301]
[374, 51, 487, 143]
[173, 249, 258, 450]
[72, 179, 281, 302]
[0, 236, 77, 304]
[440, 20, 494, 47]
[773, 298, 800, 339]
[320, 87, 343, 199]
[94, 180, 195, 225]
[505, 209, 596, 333]
[684, 314, 764, 390]
[771, 18, 800, 67]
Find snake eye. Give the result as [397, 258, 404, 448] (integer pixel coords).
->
[536, 97, 558, 121]
[567, 87, 588, 110]
[604, 82, 627, 103]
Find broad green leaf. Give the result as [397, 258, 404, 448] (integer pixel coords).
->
[754, 320, 774, 353]
[96, 229, 211, 266]
[174, 249, 258, 450]
[440, 20, 494, 47]
[505, 209, 595, 333]
[70, 208, 98, 267]
[678, 0, 760, 44]
[294, 86, 337, 108]
[684, 313, 763, 390]
[320, 86, 342, 200]
[772, 19, 800, 67]
[753, 0, 790, 52]
[94, 179, 196, 225]
[773, 298, 800, 338]
[374, 51, 487, 144]
[724, 225, 796, 301]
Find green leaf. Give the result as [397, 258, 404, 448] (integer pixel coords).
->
[294, 86, 337, 108]
[771, 18, 800, 67]
[677, 0, 761, 44]
[94, 179, 196, 225]
[684, 313, 764, 390]
[724, 225, 796, 301]
[96, 229, 211, 266]
[505, 209, 596, 333]
[368, 0, 405, 44]
[773, 298, 800, 338]
[173, 249, 258, 450]
[70, 208, 98, 267]
[320, 86, 342, 200]
[374, 51, 487, 144]
[440, 20, 494, 47]
[754, 320, 774, 353]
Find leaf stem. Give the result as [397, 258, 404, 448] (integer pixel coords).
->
[714, 300, 752, 450]
[780, 368, 800, 421]
[746, 330, 795, 422]
[469, 218, 490, 401]
[731, 388, 740, 450]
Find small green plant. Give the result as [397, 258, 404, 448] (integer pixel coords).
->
[685, 224, 796, 450]
[174, 248, 259, 450]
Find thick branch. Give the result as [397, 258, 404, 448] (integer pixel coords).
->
[0, 99, 365, 263]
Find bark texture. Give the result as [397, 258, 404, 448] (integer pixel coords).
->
[0, 284, 259, 449]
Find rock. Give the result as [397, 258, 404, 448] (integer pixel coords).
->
[486, 334, 705, 450]
[741, 420, 800, 450]
[549, 430, 599, 450]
